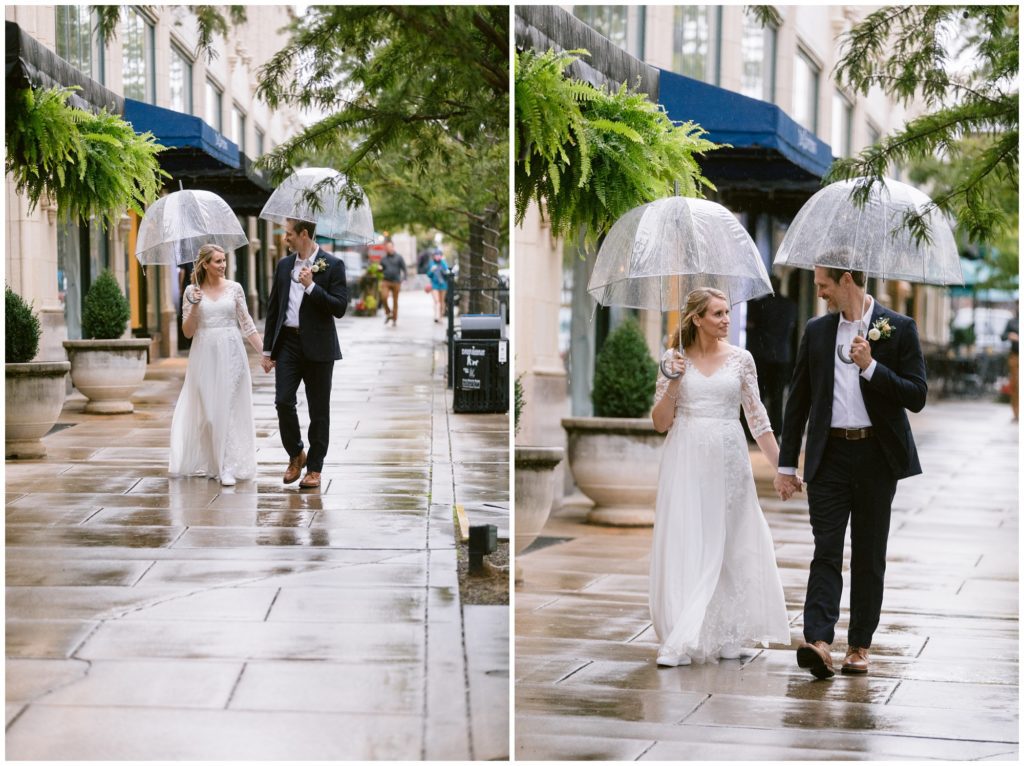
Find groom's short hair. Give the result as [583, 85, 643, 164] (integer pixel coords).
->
[823, 267, 866, 287]
[288, 218, 317, 240]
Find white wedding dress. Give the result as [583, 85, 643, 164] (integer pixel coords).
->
[649, 345, 790, 663]
[168, 281, 257, 482]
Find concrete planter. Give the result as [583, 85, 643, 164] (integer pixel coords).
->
[561, 416, 666, 526]
[5, 361, 70, 459]
[514, 446, 564, 583]
[63, 339, 150, 414]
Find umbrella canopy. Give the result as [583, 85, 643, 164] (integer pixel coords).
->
[587, 196, 773, 310]
[259, 167, 374, 245]
[135, 190, 249, 267]
[774, 177, 963, 285]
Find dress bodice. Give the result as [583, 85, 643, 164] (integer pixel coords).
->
[183, 281, 257, 335]
[655, 345, 772, 437]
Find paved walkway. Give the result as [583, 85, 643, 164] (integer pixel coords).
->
[6, 289, 509, 760]
[516, 399, 1018, 760]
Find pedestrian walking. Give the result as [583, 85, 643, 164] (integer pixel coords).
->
[649, 288, 791, 667]
[745, 276, 797, 437]
[775, 261, 927, 679]
[1002, 313, 1018, 421]
[261, 218, 349, 490]
[169, 245, 263, 486]
[379, 238, 408, 326]
[427, 249, 451, 323]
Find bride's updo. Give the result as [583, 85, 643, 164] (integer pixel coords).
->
[191, 244, 225, 289]
[668, 287, 728, 350]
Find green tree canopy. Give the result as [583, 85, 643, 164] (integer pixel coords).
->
[253, 6, 508, 246]
[792, 5, 1018, 246]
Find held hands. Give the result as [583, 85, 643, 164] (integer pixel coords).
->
[260, 356, 275, 374]
[849, 334, 873, 370]
[773, 472, 804, 501]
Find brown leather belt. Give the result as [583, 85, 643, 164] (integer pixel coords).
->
[829, 427, 873, 440]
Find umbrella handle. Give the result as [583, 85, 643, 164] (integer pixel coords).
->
[660, 358, 682, 379]
[836, 344, 856, 365]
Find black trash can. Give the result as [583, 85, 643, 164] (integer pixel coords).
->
[453, 337, 509, 413]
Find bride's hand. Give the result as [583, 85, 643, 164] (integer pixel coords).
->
[186, 286, 203, 304]
[668, 351, 686, 378]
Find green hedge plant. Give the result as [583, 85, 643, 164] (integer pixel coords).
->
[81, 270, 130, 340]
[6, 285, 42, 363]
[591, 319, 657, 418]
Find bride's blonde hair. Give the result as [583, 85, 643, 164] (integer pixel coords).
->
[192, 244, 225, 289]
[667, 288, 728, 350]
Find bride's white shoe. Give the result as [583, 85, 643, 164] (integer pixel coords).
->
[718, 643, 742, 660]
[220, 472, 236, 486]
[656, 651, 691, 667]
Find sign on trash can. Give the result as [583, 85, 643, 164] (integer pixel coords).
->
[453, 338, 509, 413]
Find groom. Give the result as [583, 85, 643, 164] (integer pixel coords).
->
[262, 218, 348, 489]
[775, 261, 927, 679]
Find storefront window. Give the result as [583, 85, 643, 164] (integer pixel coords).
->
[206, 79, 223, 132]
[122, 8, 155, 103]
[169, 45, 193, 114]
[793, 48, 820, 133]
[740, 13, 776, 102]
[673, 6, 721, 84]
[831, 91, 853, 157]
[55, 6, 103, 82]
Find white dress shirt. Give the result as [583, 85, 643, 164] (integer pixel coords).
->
[285, 247, 319, 329]
[779, 295, 878, 475]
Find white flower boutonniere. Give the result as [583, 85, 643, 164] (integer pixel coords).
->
[310, 257, 329, 274]
[868, 317, 893, 342]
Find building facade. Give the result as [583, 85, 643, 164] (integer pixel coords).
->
[6, 5, 303, 362]
[515, 5, 953, 492]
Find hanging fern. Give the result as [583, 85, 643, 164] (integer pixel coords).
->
[515, 49, 723, 242]
[5, 86, 168, 229]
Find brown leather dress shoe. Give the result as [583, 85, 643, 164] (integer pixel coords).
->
[283, 450, 306, 484]
[299, 471, 321, 489]
[796, 640, 835, 679]
[842, 646, 870, 674]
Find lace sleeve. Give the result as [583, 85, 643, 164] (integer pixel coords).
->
[739, 350, 772, 438]
[233, 283, 257, 337]
[654, 349, 674, 407]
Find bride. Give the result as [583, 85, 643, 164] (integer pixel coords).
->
[168, 244, 263, 485]
[649, 287, 792, 666]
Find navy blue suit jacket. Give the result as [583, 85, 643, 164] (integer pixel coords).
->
[779, 302, 927, 483]
[263, 247, 348, 363]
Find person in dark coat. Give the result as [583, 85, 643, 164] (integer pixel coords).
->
[745, 276, 798, 436]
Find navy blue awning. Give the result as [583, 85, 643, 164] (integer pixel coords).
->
[124, 98, 239, 168]
[658, 69, 835, 214]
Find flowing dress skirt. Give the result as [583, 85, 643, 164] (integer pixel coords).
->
[649, 415, 790, 662]
[168, 325, 257, 481]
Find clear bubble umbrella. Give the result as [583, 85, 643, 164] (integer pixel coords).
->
[135, 189, 249, 267]
[773, 177, 963, 285]
[588, 196, 773, 377]
[259, 167, 374, 245]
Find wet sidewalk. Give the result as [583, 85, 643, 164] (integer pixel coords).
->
[6, 289, 509, 760]
[515, 400, 1018, 760]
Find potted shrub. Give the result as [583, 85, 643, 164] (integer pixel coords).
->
[513, 374, 564, 582]
[63, 269, 150, 414]
[354, 262, 383, 316]
[561, 318, 665, 526]
[5, 285, 70, 458]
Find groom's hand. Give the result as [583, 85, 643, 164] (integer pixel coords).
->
[850, 335, 873, 370]
[774, 472, 802, 501]
[298, 267, 313, 288]
[261, 356, 275, 373]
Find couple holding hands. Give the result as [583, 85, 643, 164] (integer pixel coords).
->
[168, 219, 347, 490]
[650, 264, 926, 679]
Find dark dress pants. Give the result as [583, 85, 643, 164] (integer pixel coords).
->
[275, 331, 334, 473]
[804, 436, 897, 648]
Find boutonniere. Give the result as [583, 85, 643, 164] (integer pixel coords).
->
[867, 317, 893, 342]
[310, 257, 329, 274]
